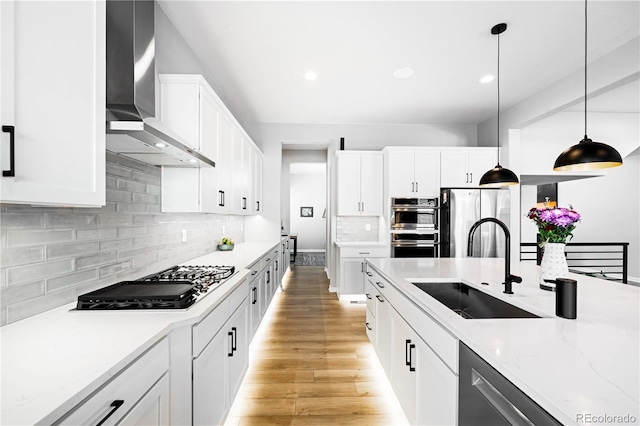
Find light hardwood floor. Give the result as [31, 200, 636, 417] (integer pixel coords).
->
[226, 266, 408, 426]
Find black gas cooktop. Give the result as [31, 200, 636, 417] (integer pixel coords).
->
[76, 265, 236, 310]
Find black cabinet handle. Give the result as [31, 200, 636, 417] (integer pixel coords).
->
[366, 293, 372, 299]
[365, 322, 372, 331]
[2, 125, 15, 177]
[252, 287, 257, 304]
[96, 400, 124, 426]
[405, 339, 412, 366]
[218, 190, 225, 207]
[231, 327, 237, 352]
[242, 197, 247, 210]
[375, 281, 385, 289]
[409, 343, 416, 372]
[366, 272, 373, 277]
[266, 270, 270, 284]
[275, 260, 278, 271]
[256, 201, 260, 211]
[228, 331, 234, 356]
[376, 295, 384, 302]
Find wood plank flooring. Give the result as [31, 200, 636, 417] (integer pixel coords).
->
[226, 266, 408, 426]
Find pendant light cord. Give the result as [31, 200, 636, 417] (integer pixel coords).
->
[496, 30, 501, 165]
[584, 0, 588, 139]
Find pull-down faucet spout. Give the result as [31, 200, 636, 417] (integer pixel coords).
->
[467, 217, 522, 294]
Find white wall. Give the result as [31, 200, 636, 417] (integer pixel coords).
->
[289, 168, 327, 251]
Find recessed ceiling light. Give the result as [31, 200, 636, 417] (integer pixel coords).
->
[155, 142, 168, 148]
[393, 67, 415, 79]
[304, 71, 318, 81]
[480, 74, 495, 84]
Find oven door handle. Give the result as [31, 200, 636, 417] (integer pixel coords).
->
[392, 242, 440, 247]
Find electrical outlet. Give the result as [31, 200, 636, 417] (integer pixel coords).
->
[222, 225, 226, 235]
[365, 224, 371, 231]
[182, 229, 187, 243]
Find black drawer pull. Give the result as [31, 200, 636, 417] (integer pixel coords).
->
[366, 272, 373, 277]
[375, 281, 385, 289]
[409, 343, 416, 372]
[252, 287, 257, 304]
[365, 322, 372, 331]
[376, 295, 384, 302]
[228, 331, 234, 356]
[405, 339, 412, 366]
[96, 400, 124, 426]
[2, 125, 15, 177]
[366, 293, 372, 299]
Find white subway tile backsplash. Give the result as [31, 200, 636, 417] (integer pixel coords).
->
[0, 153, 244, 325]
[0, 246, 45, 267]
[7, 259, 74, 286]
[336, 216, 380, 242]
[46, 242, 99, 260]
[0, 281, 45, 307]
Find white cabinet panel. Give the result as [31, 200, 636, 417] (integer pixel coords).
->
[391, 311, 418, 425]
[0, 0, 105, 207]
[336, 153, 361, 216]
[336, 152, 383, 216]
[416, 337, 458, 426]
[441, 148, 496, 188]
[119, 374, 170, 426]
[217, 114, 235, 213]
[193, 326, 228, 426]
[387, 148, 440, 198]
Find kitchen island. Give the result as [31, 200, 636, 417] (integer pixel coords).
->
[0, 241, 285, 426]
[365, 257, 639, 425]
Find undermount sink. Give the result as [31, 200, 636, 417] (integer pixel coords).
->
[411, 282, 540, 319]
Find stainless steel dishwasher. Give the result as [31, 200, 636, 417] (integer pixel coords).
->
[458, 342, 563, 426]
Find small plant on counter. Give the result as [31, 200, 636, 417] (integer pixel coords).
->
[527, 202, 581, 246]
[220, 237, 234, 245]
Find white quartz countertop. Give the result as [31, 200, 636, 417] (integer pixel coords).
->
[0, 241, 280, 426]
[366, 257, 640, 426]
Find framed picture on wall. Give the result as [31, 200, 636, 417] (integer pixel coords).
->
[300, 207, 313, 217]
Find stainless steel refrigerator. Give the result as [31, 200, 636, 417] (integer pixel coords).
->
[440, 188, 510, 258]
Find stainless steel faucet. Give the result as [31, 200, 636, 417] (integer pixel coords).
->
[467, 217, 522, 294]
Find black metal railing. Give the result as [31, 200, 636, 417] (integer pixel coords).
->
[520, 242, 629, 284]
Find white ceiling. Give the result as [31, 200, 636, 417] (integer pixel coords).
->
[158, 1, 639, 126]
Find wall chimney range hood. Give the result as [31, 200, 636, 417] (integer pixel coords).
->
[105, 0, 214, 167]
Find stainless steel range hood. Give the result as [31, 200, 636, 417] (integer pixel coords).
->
[106, 0, 214, 167]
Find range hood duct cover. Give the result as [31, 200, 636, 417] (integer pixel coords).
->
[105, 0, 214, 167]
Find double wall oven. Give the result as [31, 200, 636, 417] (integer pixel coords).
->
[391, 198, 439, 258]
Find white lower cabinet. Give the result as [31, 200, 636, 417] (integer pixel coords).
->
[57, 338, 170, 426]
[119, 374, 170, 426]
[336, 245, 388, 299]
[193, 288, 249, 426]
[365, 264, 458, 425]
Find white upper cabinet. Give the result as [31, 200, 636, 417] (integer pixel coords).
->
[387, 148, 440, 197]
[336, 151, 383, 216]
[158, 74, 262, 215]
[0, 1, 106, 207]
[440, 148, 496, 187]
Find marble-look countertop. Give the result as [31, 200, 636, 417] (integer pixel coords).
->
[0, 241, 280, 426]
[366, 257, 640, 426]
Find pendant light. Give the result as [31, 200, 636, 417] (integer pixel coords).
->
[479, 23, 519, 188]
[553, 0, 623, 171]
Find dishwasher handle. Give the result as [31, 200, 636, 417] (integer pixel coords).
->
[471, 368, 535, 426]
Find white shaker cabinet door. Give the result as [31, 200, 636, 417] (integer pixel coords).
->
[336, 153, 361, 216]
[217, 114, 234, 213]
[413, 150, 440, 197]
[119, 374, 171, 426]
[466, 149, 496, 186]
[360, 153, 383, 216]
[387, 149, 415, 197]
[193, 329, 228, 426]
[440, 150, 468, 187]
[0, 0, 105, 206]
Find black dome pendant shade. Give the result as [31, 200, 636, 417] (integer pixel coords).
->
[553, 0, 623, 172]
[479, 23, 519, 188]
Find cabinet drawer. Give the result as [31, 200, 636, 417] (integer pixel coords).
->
[339, 246, 388, 258]
[58, 338, 169, 426]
